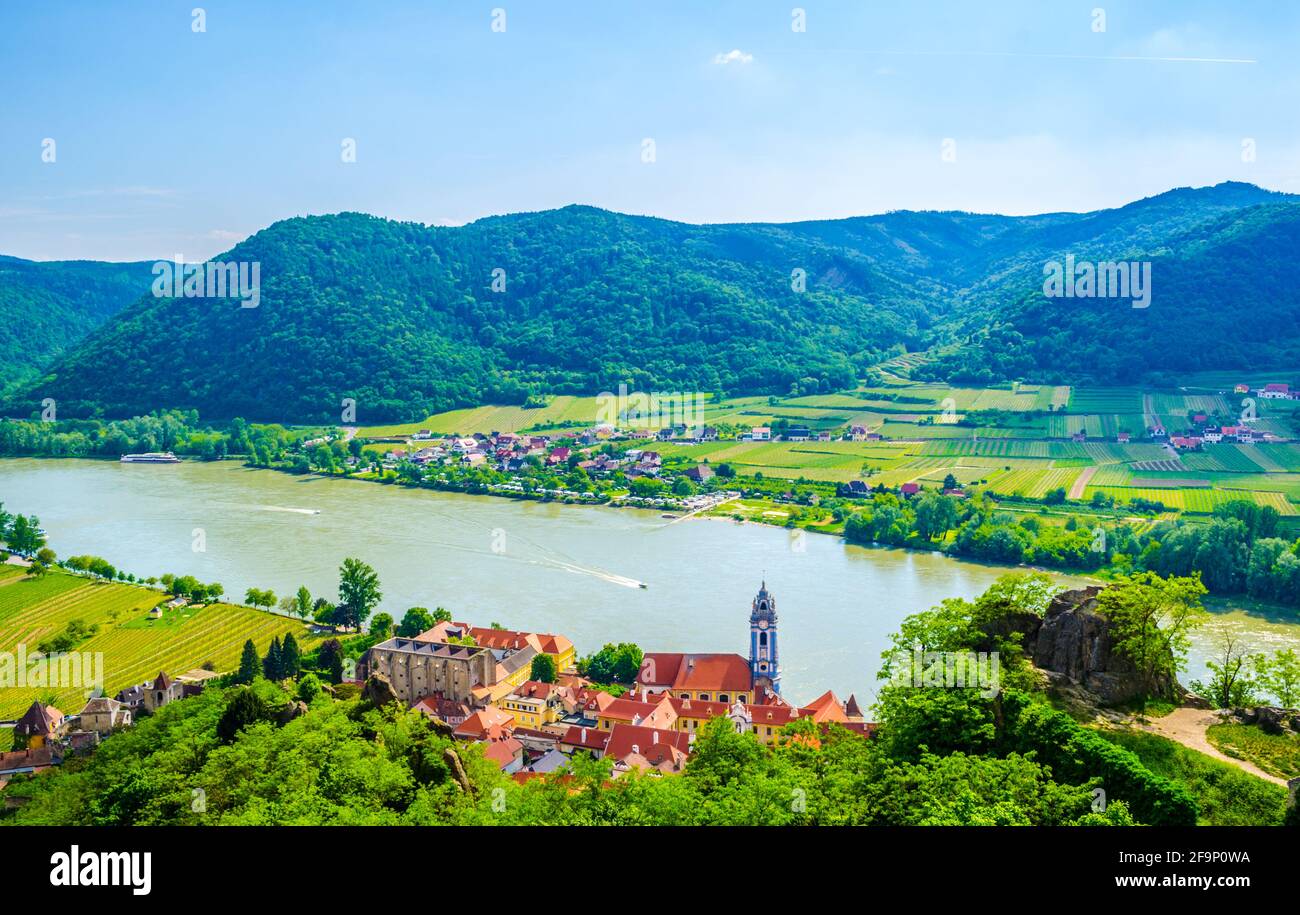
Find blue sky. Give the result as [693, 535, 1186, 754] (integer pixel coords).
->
[2, 0, 1297, 261]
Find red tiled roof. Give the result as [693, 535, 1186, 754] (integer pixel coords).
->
[560, 725, 611, 752]
[604, 724, 691, 767]
[746, 704, 800, 727]
[639, 653, 752, 693]
[803, 690, 849, 723]
[0, 746, 56, 773]
[599, 697, 667, 721]
[666, 697, 732, 720]
[453, 707, 514, 740]
[481, 737, 523, 770]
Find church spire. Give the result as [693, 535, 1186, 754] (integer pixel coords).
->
[748, 580, 780, 695]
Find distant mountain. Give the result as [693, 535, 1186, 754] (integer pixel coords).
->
[0, 256, 156, 392]
[6, 182, 1297, 422]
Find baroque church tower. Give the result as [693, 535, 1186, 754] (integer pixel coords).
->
[748, 581, 780, 695]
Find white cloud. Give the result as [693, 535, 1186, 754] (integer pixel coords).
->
[713, 49, 753, 66]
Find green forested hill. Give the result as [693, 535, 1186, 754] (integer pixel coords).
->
[10, 208, 932, 422]
[6, 182, 1297, 422]
[916, 200, 1300, 385]
[0, 256, 155, 392]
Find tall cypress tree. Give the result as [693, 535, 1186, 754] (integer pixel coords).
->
[262, 636, 283, 680]
[237, 639, 260, 684]
[281, 632, 301, 678]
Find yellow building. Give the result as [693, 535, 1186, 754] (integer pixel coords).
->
[495, 681, 565, 730]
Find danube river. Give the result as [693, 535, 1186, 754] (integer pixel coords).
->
[3, 458, 1298, 705]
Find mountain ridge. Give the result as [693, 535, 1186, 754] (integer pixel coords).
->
[5, 182, 1297, 422]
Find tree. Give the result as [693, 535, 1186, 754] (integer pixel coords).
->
[281, 632, 302, 678]
[294, 585, 313, 621]
[317, 639, 345, 684]
[336, 557, 381, 631]
[262, 636, 284, 680]
[1253, 648, 1300, 708]
[297, 672, 323, 704]
[236, 639, 260, 684]
[1191, 631, 1258, 709]
[217, 687, 268, 743]
[370, 612, 394, 640]
[244, 587, 276, 609]
[7, 514, 44, 556]
[397, 607, 435, 637]
[530, 653, 558, 683]
[580, 643, 643, 684]
[35, 547, 56, 566]
[914, 491, 958, 541]
[1099, 572, 1208, 705]
[971, 572, 1060, 624]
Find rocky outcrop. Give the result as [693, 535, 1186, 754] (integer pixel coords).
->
[1005, 586, 1186, 706]
[360, 672, 400, 709]
[422, 714, 455, 740]
[1230, 706, 1300, 734]
[276, 700, 309, 725]
[444, 747, 472, 793]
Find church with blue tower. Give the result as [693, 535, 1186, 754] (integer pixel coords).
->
[748, 581, 780, 695]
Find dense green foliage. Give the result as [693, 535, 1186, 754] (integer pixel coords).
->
[999, 696, 1197, 826]
[0, 255, 154, 391]
[0, 410, 310, 463]
[11, 183, 1295, 421]
[0, 677, 1131, 826]
[1100, 729, 1289, 826]
[916, 195, 1300, 385]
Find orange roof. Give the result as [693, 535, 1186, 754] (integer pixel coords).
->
[640, 653, 752, 693]
[604, 724, 691, 767]
[667, 697, 733, 720]
[453, 706, 515, 740]
[576, 689, 617, 715]
[536, 633, 574, 656]
[413, 620, 473, 643]
[481, 737, 524, 770]
[560, 725, 611, 752]
[467, 627, 541, 653]
[746, 704, 801, 727]
[803, 690, 849, 723]
[600, 697, 661, 720]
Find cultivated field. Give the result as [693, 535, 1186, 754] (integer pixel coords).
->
[0, 572, 323, 720]
[356, 375, 1300, 516]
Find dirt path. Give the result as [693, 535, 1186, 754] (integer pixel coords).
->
[1069, 466, 1097, 499]
[1132, 707, 1287, 785]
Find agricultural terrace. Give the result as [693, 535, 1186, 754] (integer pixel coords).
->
[357, 377, 1300, 516]
[0, 571, 323, 719]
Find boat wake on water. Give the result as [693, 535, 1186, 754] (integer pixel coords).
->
[535, 557, 646, 589]
[255, 505, 322, 515]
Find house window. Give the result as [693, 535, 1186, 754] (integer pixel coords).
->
[719, 694, 729, 703]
